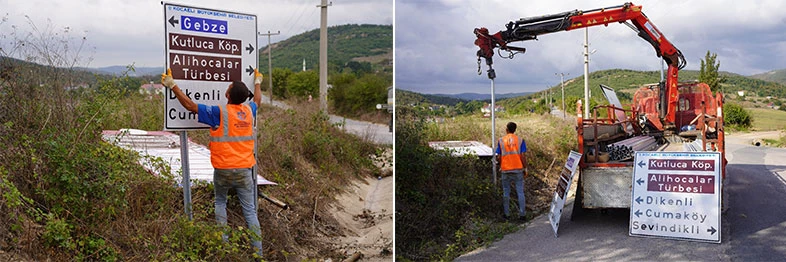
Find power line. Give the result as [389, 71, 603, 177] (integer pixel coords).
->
[285, 3, 311, 36]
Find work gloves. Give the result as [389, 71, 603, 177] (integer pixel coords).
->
[254, 69, 264, 85]
[161, 68, 175, 89]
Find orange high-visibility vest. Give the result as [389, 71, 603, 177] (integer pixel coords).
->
[209, 104, 256, 169]
[499, 133, 523, 172]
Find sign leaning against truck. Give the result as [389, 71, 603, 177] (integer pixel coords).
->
[549, 151, 583, 237]
[630, 152, 722, 243]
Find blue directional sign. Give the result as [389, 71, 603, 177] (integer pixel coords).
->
[180, 15, 228, 35]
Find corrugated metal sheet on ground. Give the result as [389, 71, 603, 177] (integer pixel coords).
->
[102, 129, 276, 186]
[428, 141, 494, 157]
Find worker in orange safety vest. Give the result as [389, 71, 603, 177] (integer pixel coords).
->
[496, 122, 528, 220]
[162, 68, 264, 258]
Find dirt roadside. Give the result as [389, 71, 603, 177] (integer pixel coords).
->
[725, 130, 784, 145]
[327, 176, 394, 261]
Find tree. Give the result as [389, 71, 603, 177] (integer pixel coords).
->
[272, 68, 293, 98]
[345, 74, 388, 113]
[723, 102, 752, 128]
[285, 70, 319, 98]
[699, 50, 726, 92]
[328, 72, 357, 114]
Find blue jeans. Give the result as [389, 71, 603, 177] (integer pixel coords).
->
[501, 171, 526, 217]
[214, 168, 263, 257]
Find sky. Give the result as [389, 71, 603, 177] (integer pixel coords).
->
[396, 0, 786, 94]
[0, 0, 392, 68]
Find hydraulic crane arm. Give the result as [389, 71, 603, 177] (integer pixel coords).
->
[474, 2, 685, 125]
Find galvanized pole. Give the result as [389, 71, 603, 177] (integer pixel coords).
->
[583, 28, 590, 116]
[179, 131, 193, 220]
[488, 67, 497, 185]
[556, 73, 569, 119]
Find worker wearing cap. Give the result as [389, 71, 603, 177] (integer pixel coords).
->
[496, 122, 528, 220]
[162, 68, 264, 258]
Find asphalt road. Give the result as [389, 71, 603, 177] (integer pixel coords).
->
[328, 115, 393, 145]
[457, 134, 786, 261]
[258, 94, 393, 145]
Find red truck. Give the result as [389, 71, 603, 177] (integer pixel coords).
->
[474, 2, 726, 214]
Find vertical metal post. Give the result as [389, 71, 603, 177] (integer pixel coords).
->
[252, 165, 258, 211]
[318, 0, 331, 113]
[583, 28, 590, 116]
[489, 68, 497, 185]
[180, 131, 193, 220]
[556, 73, 568, 119]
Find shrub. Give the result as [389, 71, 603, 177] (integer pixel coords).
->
[395, 107, 508, 261]
[396, 106, 577, 261]
[1, 16, 384, 262]
[724, 102, 752, 128]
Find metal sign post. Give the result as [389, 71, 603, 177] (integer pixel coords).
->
[179, 131, 193, 220]
[488, 67, 497, 184]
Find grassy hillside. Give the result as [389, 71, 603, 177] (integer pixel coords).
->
[258, 24, 392, 73]
[1, 43, 383, 261]
[395, 107, 576, 261]
[530, 69, 786, 110]
[749, 69, 786, 85]
[396, 89, 469, 106]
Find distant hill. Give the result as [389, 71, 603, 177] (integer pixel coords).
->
[75, 24, 391, 78]
[749, 69, 786, 85]
[537, 69, 786, 105]
[397, 89, 468, 106]
[259, 24, 392, 73]
[77, 66, 164, 77]
[2, 56, 106, 85]
[431, 92, 532, 101]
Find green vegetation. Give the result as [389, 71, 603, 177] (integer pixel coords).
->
[395, 106, 576, 261]
[498, 95, 557, 115]
[286, 70, 319, 98]
[1, 21, 383, 260]
[749, 68, 786, 85]
[748, 108, 786, 131]
[257, 24, 392, 118]
[526, 69, 786, 116]
[699, 51, 726, 92]
[723, 102, 753, 130]
[329, 72, 390, 116]
[762, 137, 786, 148]
[397, 89, 471, 106]
[396, 89, 486, 117]
[258, 24, 392, 74]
